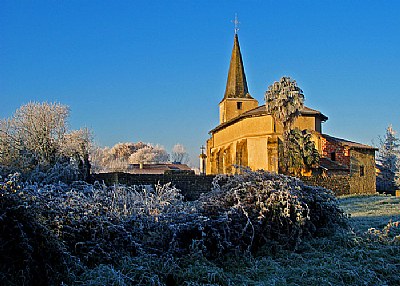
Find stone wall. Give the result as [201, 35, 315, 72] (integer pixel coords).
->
[321, 136, 350, 166]
[301, 175, 351, 196]
[92, 172, 216, 201]
[349, 149, 376, 194]
[92, 171, 373, 201]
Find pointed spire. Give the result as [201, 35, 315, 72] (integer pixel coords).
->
[223, 34, 252, 99]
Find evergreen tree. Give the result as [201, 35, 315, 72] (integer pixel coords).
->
[377, 125, 400, 191]
[282, 128, 319, 176]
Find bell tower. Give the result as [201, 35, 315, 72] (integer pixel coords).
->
[219, 16, 258, 124]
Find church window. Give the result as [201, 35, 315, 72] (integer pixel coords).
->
[237, 102, 242, 110]
[360, 165, 365, 177]
[330, 152, 336, 161]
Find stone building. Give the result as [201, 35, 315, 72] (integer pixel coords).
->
[319, 134, 377, 194]
[206, 32, 377, 194]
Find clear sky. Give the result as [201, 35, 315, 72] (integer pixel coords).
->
[1, 0, 399, 167]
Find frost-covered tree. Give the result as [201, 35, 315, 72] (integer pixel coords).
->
[0, 102, 69, 168]
[171, 143, 189, 164]
[90, 145, 132, 173]
[0, 102, 91, 182]
[265, 76, 304, 132]
[129, 145, 169, 164]
[377, 125, 400, 191]
[265, 77, 308, 174]
[60, 128, 92, 181]
[90, 142, 169, 172]
[109, 142, 148, 161]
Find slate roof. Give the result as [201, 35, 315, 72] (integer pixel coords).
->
[319, 157, 349, 171]
[322, 134, 377, 150]
[223, 34, 253, 100]
[210, 105, 328, 134]
[127, 163, 192, 174]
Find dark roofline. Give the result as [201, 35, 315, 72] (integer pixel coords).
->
[322, 134, 378, 150]
[209, 104, 328, 134]
[319, 157, 350, 171]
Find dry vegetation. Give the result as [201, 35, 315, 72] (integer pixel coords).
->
[1, 171, 399, 285]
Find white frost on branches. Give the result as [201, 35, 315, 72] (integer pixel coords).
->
[265, 76, 304, 131]
[171, 143, 189, 164]
[0, 102, 91, 182]
[377, 124, 400, 190]
[129, 145, 169, 164]
[264, 77, 307, 175]
[90, 142, 169, 172]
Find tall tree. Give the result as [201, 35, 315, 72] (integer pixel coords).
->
[265, 76, 304, 132]
[171, 143, 189, 164]
[377, 125, 400, 191]
[0, 102, 91, 182]
[265, 77, 308, 174]
[129, 145, 169, 164]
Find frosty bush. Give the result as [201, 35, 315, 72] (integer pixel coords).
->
[196, 169, 348, 255]
[0, 174, 81, 285]
[367, 220, 400, 245]
[0, 170, 350, 284]
[128, 169, 348, 258]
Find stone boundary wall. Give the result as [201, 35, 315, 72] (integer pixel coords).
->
[92, 172, 216, 201]
[93, 173, 356, 199]
[300, 175, 351, 196]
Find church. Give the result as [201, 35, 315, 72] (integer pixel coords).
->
[205, 31, 376, 194]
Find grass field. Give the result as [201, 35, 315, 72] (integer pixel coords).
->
[340, 195, 400, 233]
[215, 195, 400, 285]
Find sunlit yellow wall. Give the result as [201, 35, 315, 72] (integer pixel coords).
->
[219, 98, 259, 124]
[213, 115, 275, 146]
[247, 137, 268, 170]
[206, 115, 321, 174]
[207, 103, 324, 175]
[293, 116, 317, 132]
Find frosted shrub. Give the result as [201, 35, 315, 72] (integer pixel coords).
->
[197, 169, 347, 254]
[2, 177, 192, 268]
[0, 170, 350, 285]
[9, 180, 138, 267]
[0, 174, 80, 285]
[367, 220, 400, 245]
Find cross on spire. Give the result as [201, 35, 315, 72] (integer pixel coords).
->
[232, 13, 240, 34]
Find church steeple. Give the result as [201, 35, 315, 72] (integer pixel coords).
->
[219, 17, 258, 124]
[223, 34, 252, 100]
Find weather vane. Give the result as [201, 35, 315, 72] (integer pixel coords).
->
[232, 13, 240, 34]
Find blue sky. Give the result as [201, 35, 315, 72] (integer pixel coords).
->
[1, 1, 399, 166]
